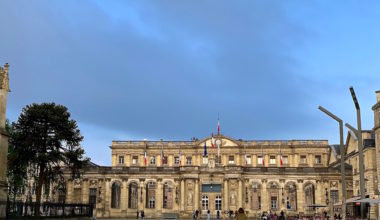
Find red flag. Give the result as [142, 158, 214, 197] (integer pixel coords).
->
[161, 145, 165, 165]
[144, 150, 147, 166]
[179, 148, 182, 166]
[280, 147, 283, 166]
[262, 147, 265, 166]
[211, 133, 215, 149]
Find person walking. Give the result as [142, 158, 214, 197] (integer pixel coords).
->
[136, 209, 139, 219]
[141, 210, 144, 220]
[207, 209, 211, 220]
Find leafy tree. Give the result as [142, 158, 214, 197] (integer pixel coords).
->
[10, 103, 89, 216]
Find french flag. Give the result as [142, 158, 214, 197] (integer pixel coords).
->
[144, 150, 147, 166]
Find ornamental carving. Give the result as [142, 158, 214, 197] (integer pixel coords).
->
[90, 180, 98, 187]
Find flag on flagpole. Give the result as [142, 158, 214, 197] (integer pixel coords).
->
[179, 147, 182, 166]
[204, 142, 207, 157]
[217, 116, 220, 136]
[280, 146, 283, 166]
[144, 149, 147, 166]
[161, 145, 165, 165]
[262, 146, 265, 166]
[211, 133, 215, 149]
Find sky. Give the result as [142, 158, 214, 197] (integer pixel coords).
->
[0, 0, 379, 166]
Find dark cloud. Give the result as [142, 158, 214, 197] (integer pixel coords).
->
[1, 1, 379, 164]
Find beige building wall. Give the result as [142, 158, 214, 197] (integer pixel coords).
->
[372, 91, 380, 220]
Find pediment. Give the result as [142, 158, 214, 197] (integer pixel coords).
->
[198, 136, 239, 147]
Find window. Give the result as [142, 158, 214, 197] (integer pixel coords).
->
[330, 190, 339, 212]
[111, 182, 121, 208]
[118, 156, 124, 164]
[89, 188, 97, 208]
[203, 157, 208, 164]
[315, 155, 322, 164]
[202, 195, 209, 210]
[73, 188, 81, 203]
[58, 188, 66, 204]
[128, 182, 138, 209]
[186, 156, 192, 165]
[304, 183, 315, 211]
[132, 156, 138, 165]
[300, 155, 307, 164]
[270, 156, 276, 165]
[250, 183, 261, 210]
[146, 182, 156, 209]
[215, 195, 222, 210]
[258, 156, 263, 166]
[163, 182, 173, 209]
[283, 156, 288, 165]
[229, 156, 235, 164]
[150, 156, 156, 165]
[163, 156, 168, 165]
[246, 155, 252, 165]
[174, 157, 179, 165]
[271, 197, 277, 209]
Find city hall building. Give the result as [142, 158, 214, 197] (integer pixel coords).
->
[58, 136, 351, 219]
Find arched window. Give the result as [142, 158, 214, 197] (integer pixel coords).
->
[111, 182, 121, 208]
[285, 182, 297, 210]
[146, 181, 156, 209]
[215, 195, 222, 211]
[163, 182, 173, 209]
[250, 182, 261, 210]
[128, 182, 138, 209]
[202, 195, 209, 210]
[304, 183, 315, 211]
[268, 182, 279, 211]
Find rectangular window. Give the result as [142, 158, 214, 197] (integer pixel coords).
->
[246, 156, 252, 165]
[163, 156, 168, 165]
[150, 156, 156, 165]
[270, 156, 276, 165]
[258, 156, 263, 166]
[315, 155, 322, 164]
[132, 156, 138, 165]
[300, 155, 307, 164]
[229, 156, 235, 164]
[186, 156, 192, 165]
[118, 156, 124, 164]
[283, 156, 288, 165]
[203, 157, 208, 164]
[174, 157, 179, 165]
[89, 188, 97, 208]
[271, 197, 277, 209]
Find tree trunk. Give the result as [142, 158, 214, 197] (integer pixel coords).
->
[35, 164, 45, 217]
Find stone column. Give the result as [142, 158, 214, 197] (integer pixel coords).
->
[297, 181, 304, 213]
[105, 179, 111, 217]
[262, 181, 268, 212]
[121, 179, 128, 214]
[238, 179, 243, 208]
[224, 179, 229, 211]
[181, 179, 185, 211]
[156, 180, 163, 216]
[82, 179, 89, 203]
[66, 179, 73, 203]
[195, 179, 199, 210]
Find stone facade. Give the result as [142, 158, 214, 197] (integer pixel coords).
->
[46, 137, 350, 219]
[372, 91, 380, 219]
[0, 62, 10, 218]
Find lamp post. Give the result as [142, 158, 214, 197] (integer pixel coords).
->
[349, 86, 366, 219]
[318, 106, 346, 220]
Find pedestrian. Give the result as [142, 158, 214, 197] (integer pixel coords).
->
[236, 208, 247, 220]
[217, 210, 220, 219]
[136, 209, 139, 219]
[141, 210, 144, 219]
[280, 210, 285, 220]
[207, 209, 211, 220]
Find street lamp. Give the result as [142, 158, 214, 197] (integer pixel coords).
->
[318, 106, 346, 220]
[349, 86, 366, 219]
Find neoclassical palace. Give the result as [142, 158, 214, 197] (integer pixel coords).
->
[57, 137, 351, 218]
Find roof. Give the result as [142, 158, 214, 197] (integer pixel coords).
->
[330, 144, 340, 158]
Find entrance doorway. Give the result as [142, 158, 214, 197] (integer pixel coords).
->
[201, 184, 222, 216]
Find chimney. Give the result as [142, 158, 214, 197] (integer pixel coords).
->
[376, 90, 380, 102]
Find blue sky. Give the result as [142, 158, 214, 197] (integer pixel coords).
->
[0, 0, 379, 165]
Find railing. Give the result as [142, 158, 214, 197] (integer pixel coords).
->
[6, 201, 93, 219]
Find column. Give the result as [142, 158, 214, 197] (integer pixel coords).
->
[315, 181, 322, 206]
[156, 180, 163, 216]
[297, 182, 304, 213]
[181, 179, 185, 211]
[82, 179, 89, 203]
[224, 179, 229, 211]
[121, 179, 128, 213]
[105, 179, 111, 217]
[238, 179, 243, 208]
[66, 179, 73, 203]
[194, 179, 199, 210]
[156, 155, 161, 166]
[262, 181, 268, 212]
